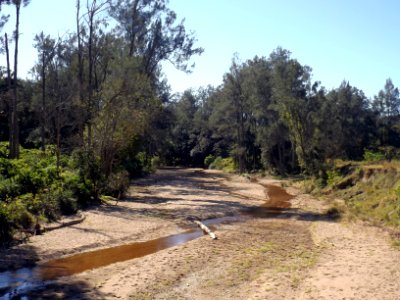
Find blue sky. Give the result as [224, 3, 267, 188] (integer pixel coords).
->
[1, 0, 399, 98]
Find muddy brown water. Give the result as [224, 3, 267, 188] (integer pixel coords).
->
[0, 184, 292, 298]
[244, 184, 293, 217]
[36, 216, 239, 281]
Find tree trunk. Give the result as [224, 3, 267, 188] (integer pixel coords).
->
[76, 0, 85, 146]
[56, 105, 61, 176]
[40, 50, 46, 151]
[128, 0, 140, 57]
[55, 64, 61, 176]
[5, 33, 12, 151]
[10, 3, 20, 159]
[87, 0, 96, 149]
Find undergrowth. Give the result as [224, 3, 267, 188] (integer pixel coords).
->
[302, 159, 400, 228]
[208, 156, 237, 173]
[0, 143, 133, 245]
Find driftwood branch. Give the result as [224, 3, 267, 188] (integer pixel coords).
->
[18, 214, 86, 238]
[194, 220, 217, 240]
[43, 213, 86, 232]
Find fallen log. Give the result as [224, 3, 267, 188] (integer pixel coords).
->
[194, 220, 217, 240]
[43, 213, 86, 232]
[16, 213, 86, 242]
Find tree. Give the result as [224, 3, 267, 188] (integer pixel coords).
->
[325, 81, 371, 159]
[373, 79, 400, 118]
[33, 32, 57, 151]
[0, 2, 10, 130]
[110, 0, 203, 77]
[76, 0, 85, 145]
[166, 89, 199, 165]
[84, 0, 110, 148]
[1, 0, 31, 158]
[269, 47, 322, 174]
[372, 79, 400, 147]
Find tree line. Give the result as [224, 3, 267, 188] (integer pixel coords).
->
[0, 0, 398, 243]
[165, 48, 400, 178]
[0, 0, 204, 242]
[0, 0, 202, 175]
[0, 1, 398, 196]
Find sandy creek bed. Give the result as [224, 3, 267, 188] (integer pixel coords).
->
[1, 168, 399, 299]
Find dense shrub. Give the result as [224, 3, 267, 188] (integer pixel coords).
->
[7, 199, 35, 229]
[49, 185, 77, 216]
[209, 156, 236, 172]
[72, 149, 105, 203]
[122, 151, 158, 178]
[105, 170, 130, 199]
[62, 170, 92, 205]
[151, 156, 161, 172]
[0, 145, 93, 242]
[0, 143, 148, 244]
[363, 150, 385, 162]
[0, 204, 12, 244]
[204, 154, 215, 167]
[0, 178, 21, 201]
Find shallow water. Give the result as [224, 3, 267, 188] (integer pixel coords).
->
[0, 216, 238, 299]
[0, 184, 291, 299]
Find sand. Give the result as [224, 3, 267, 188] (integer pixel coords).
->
[1, 168, 399, 299]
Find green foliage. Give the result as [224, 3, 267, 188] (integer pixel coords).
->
[363, 150, 385, 162]
[204, 154, 216, 167]
[47, 184, 77, 216]
[0, 145, 110, 243]
[61, 170, 92, 205]
[151, 156, 161, 171]
[209, 157, 236, 173]
[326, 169, 342, 187]
[0, 144, 140, 243]
[7, 199, 36, 229]
[0, 178, 21, 201]
[163, 49, 397, 176]
[122, 150, 159, 178]
[379, 146, 400, 160]
[308, 162, 400, 227]
[1, 0, 205, 244]
[72, 149, 105, 204]
[137, 152, 154, 174]
[105, 170, 130, 199]
[0, 204, 12, 244]
[0, 143, 8, 158]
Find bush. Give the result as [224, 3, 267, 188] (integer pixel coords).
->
[0, 157, 12, 176]
[204, 154, 215, 168]
[0, 178, 22, 201]
[326, 169, 341, 187]
[363, 150, 385, 162]
[62, 170, 93, 206]
[55, 189, 77, 216]
[378, 146, 400, 161]
[72, 149, 105, 203]
[0, 204, 12, 244]
[0, 144, 149, 244]
[122, 151, 159, 177]
[209, 156, 236, 172]
[105, 170, 130, 199]
[7, 199, 35, 229]
[0, 142, 8, 158]
[151, 156, 161, 172]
